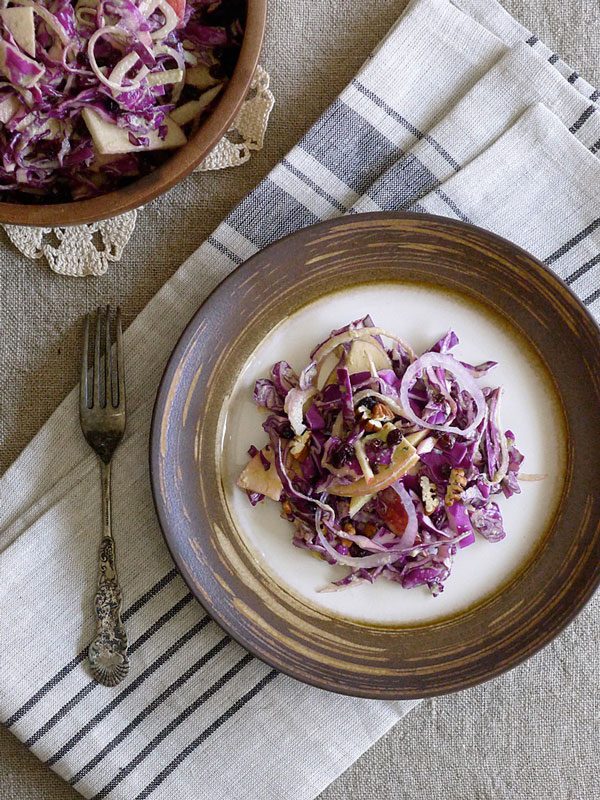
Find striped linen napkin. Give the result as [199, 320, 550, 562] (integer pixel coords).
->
[1, 1, 599, 799]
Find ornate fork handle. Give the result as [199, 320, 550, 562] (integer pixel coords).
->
[88, 535, 129, 686]
[81, 308, 128, 686]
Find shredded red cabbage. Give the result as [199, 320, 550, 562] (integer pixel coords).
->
[238, 317, 532, 597]
[0, 0, 243, 201]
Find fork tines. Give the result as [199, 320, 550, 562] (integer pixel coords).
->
[80, 306, 125, 412]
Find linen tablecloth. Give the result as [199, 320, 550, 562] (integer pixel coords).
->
[1, 1, 599, 799]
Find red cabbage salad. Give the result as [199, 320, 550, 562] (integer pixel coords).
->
[238, 316, 538, 597]
[0, 0, 243, 201]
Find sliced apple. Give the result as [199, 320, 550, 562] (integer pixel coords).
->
[0, 94, 20, 124]
[317, 336, 391, 390]
[82, 108, 186, 155]
[316, 350, 340, 390]
[353, 422, 395, 482]
[165, 0, 186, 20]
[185, 64, 219, 90]
[349, 493, 374, 517]
[405, 430, 430, 447]
[328, 436, 418, 497]
[0, 7, 35, 57]
[331, 410, 344, 438]
[236, 447, 282, 502]
[146, 68, 184, 87]
[345, 338, 391, 376]
[170, 100, 202, 126]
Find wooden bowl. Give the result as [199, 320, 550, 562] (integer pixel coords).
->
[150, 212, 600, 699]
[0, 0, 267, 228]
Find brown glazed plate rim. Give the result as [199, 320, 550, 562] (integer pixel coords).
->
[150, 212, 600, 699]
[0, 0, 266, 227]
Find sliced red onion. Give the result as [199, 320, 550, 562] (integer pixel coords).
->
[109, 51, 145, 87]
[329, 530, 391, 552]
[152, 43, 186, 102]
[315, 507, 401, 569]
[284, 386, 316, 435]
[388, 482, 418, 550]
[298, 361, 318, 390]
[314, 481, 418, 569]
[88, 27, 146, 93]
[489, 387, 510, 484]
[399, 352, 486, 437]
[145, 0, 180, 40]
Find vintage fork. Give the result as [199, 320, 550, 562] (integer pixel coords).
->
[79, 306, 129, 687]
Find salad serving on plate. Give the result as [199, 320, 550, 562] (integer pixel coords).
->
[0, 0, 243, 201]
[238, 316, 536, 597]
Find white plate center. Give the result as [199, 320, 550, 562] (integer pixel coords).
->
[221, 283, 566, 625]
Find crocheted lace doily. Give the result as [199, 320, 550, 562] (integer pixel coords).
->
[2, 66, 274, 277]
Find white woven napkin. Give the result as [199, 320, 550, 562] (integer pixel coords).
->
[1, 2, 599, 799]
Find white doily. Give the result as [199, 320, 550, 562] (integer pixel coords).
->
[2, 66, 274, 277]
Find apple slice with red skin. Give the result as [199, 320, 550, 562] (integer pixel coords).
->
[165, 0, 186, 22]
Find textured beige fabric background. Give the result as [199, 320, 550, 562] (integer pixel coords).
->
[1, 1, 599, 798]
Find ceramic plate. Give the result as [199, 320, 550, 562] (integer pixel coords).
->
[150, 213, 600, 699]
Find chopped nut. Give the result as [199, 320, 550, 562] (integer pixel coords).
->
[420, 475, 439, 515]
[356, 404, 372, 421]
[363, 523, 377, 538]
[371, 402, 393, 421]
[282, 499, 293, 516]
[363, 418, 383, 433]
[341, 520, 356, 535]
[445, 468, 467, 505]
[341, 539, 353, 548]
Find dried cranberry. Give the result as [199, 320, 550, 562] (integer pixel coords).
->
[437, 433, 455, 450]
[369, 438, 384, 450]
[361, 396, 378, 410]
[330, 451, 343, 468]
[280, 425, 295, 440]
[331, 443, 354, 468]
[386, 428, 403, 446]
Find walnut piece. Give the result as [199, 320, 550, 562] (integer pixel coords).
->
[420, 475, 439, 515]
[445, 468, 467, 506]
